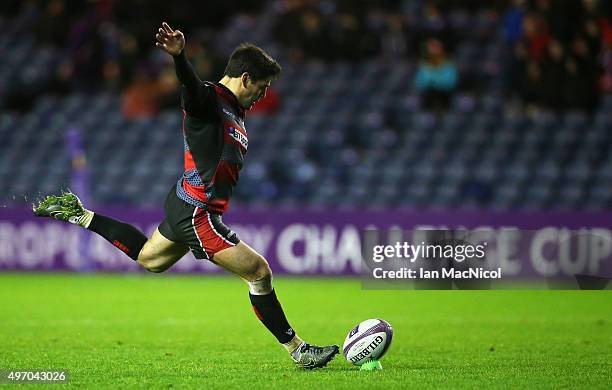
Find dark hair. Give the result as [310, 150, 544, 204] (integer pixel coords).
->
[223, 43, 281, 81]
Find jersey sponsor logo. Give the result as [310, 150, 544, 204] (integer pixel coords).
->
[228, 127, 248, 150]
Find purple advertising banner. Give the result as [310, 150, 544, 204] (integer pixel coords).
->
[1, 206, 611, 276]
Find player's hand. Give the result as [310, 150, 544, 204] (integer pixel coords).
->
[155, 22, 185, 56]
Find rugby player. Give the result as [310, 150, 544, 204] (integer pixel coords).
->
[33, 22, 339, 369]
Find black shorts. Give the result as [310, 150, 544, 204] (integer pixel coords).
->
[158, 186, 240, 259]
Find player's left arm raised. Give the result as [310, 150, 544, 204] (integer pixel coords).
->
[155, 22, 201, 89]
[155, 21, 211, 113]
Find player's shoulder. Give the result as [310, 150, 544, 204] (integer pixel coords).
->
[182, 81, 218, 119]
[198, 81, 221, 105]
[182, 80, 215, 99]
[202, 81, 227, 101]
[205, 81, 227, 91]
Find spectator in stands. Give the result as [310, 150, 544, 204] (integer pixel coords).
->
[541, 39, 566, 110]
[412, 2, 455, 55]
[508, 0, 608, 113]
[563, 37, 601, 112]
[182, 41, 225, 82]
[534, 0, 581, 43]
[299, 9, 329, 60]
[273, 1, 389, 61]
[502, 0, 527, 45]
[332, 8, 380, 61]
[34, 0, 69, 47]
[414, 38, 458, 111]
[521, 12, 552, 62]
[121, 65, 177, 119]
[600, 37, 612, 93]
[582, 16, 603, 55]
[378, 13, 409, 59]
[518, 60, 547, 112]
[274, 7, 332, 62]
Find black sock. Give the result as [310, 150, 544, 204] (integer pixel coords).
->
[249, 289, 295, 344]
[87, 214, 147, 261]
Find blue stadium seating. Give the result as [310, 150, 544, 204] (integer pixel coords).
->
[0, 6, 611, 210]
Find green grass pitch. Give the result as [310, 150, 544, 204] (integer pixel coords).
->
[1, 273, 611, 389]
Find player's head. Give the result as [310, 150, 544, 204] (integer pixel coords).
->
[223, 43, 281, 109]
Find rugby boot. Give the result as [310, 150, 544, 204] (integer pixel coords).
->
[33, 191, 86, 225]
[292, 343, 339, 369]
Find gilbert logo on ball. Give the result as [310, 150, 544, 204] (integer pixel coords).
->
[343, 319, 393, 365]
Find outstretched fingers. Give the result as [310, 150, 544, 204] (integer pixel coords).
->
[156, 29, 168, 41]
[155, 22, 183, 54]
[162, 22, 173, 34]
[155, 34, 167, 50]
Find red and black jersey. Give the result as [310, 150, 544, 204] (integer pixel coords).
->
[172, 51, 248, 214]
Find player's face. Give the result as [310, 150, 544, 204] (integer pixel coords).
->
[242, 76, 272, 109]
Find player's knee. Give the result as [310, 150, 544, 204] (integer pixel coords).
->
[256, 261, 272, 281]
[247, 260, 273, 295]
[137, 257, 168, 273]
[145, 264, 168, 273]
[249, 255, 272, 281]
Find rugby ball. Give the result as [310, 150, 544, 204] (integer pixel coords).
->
[343, 318, 393, 365]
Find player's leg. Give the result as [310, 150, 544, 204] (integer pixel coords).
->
[33, 190, 188, 271]
[212, 240, 339, 368]
[213, 242, 295, 346]
[86, 216, 188, 272]
[137, 228, 189, 272]
[211, 241, 270, 282]
[33, 191, 149, 259]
